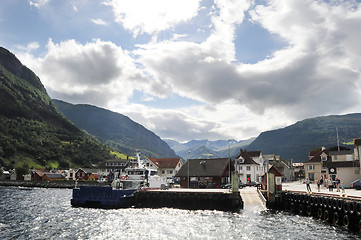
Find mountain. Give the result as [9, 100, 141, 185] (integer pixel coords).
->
[0, 46, 112, 170]
[52, 100, 178, 158]
[246, 113, 361, 162]
[165, 138, 255, 159]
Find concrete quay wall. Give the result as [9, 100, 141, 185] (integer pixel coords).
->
[134, 190, 244, 211]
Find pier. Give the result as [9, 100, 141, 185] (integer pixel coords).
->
[264, 181, 361, 232]
[134, 188, 243, 211]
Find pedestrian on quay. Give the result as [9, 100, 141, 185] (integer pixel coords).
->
[328, 177, 333, 191]
[335, 177, 341, 192]
[316, 178, 320, 192]
[319, 177, 323, 189]
[341, 182, 345, 193]
[306, 177, 312, 192]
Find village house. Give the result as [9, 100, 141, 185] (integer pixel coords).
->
[42, 173, 65, 182]
[66, 169, 76, 180]
[304, 148, 331, 182]
[292, 162, 304, 180]
[264, 154, 293, 182]
[88, 173, 99, 181]
[260, 165, 283, 192]
[235, 149, 264, 184]
[145, 158, 183, 182]
[304, 146, 361, 187]
[323, 148, 360, 187]
[105, 159, 131, 174]
[175, 158, 234, 188]
[31, 170, 46, 181]
[75, 168, 88, 180]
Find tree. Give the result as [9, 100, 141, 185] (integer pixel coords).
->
[15, 164, 29, 176]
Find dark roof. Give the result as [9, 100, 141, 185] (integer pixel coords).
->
[44, 173, 64, 179]
[247, 151, 261, 158]
[328, 150, 354, 155]
[305, 149, 331, 163]
[175, 158, 233, 177]
[260, 165, 283, 177]
[236, 150, 259, 165]
[106, 159, 130, 163]
[323, 160, 359, 168]
[148, 158, 182, 168]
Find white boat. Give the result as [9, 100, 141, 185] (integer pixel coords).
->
[118, 152, 168, 189]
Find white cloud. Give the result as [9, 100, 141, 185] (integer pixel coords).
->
[113, 104, 227, 142]
[103, 0, 201, 36]
[29, 0, 50, 9]
[135, 0, 361, 123]
[15, 42, 39, 52]
[18, 39, 147, 108]
[91, 18, 109, 26]
[13, 0, 361, 142]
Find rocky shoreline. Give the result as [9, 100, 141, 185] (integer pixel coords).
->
[0, 180, 109, 189]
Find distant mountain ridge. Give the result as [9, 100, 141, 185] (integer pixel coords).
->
[246, 113, 361, 162]
[53, 100, 178, 158]
[165, 138, 255, 159]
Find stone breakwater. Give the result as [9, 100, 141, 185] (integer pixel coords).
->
[0, 180, 108, 189]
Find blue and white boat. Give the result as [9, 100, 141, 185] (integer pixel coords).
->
[71, 152, 168, 208]
[71, 185, 137, 208]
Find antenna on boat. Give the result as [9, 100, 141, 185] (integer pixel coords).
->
[135, 150, 143, 168]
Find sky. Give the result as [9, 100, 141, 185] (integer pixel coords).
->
[1, 0, 361, 142]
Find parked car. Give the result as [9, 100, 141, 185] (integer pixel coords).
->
[221, 183, 231, 189]
[221, 182, 245, 189]
[239, 181, 246, 188]
[351, 179, 361, 190]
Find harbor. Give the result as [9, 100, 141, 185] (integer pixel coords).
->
[2, 185, 361, 239]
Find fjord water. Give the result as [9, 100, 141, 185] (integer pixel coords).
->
[0, 187, 360, 240]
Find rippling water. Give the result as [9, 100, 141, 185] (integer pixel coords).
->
[0, 186, 360, 240]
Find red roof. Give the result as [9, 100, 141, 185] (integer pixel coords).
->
[147, 158, 182, 168]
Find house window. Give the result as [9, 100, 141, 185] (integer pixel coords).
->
[246, 166, 251, 171]
[308, 165, 315, 170]
[240, 166, 243, 170]
[321, 156, 327, 161]
[162, 170, 165, 174]
[169, 170, 173, 174]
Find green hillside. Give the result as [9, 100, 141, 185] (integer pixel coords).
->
[246, 114, 361, 162]
[0, 47, 112, 170]
[52, 100, 178, 158]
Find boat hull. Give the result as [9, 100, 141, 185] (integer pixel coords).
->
[71, 186, 137, 208]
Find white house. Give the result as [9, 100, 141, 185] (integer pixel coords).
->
[235, 149, 264, 183]
[145, 158, 183, 182]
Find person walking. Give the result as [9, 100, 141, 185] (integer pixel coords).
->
[341, 182, 345, 193]
[319, 177, 323, 189]
[328, 177, 333, 191]
[316, 178, 320, 192]
[335, 177, 341, 192]
[306, 178, 312, 192]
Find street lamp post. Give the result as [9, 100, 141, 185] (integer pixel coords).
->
[187, 151, 191, 188]
[228, 140, 231, 184]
